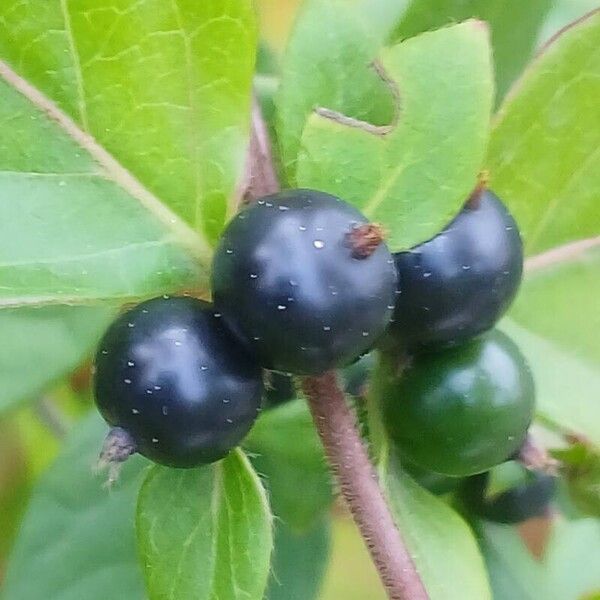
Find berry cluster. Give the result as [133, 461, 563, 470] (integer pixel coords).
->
[94, 186, 546, 518]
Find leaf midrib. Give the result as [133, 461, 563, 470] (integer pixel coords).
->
[0, 60, 212, 267]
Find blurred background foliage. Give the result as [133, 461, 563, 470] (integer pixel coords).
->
[0, 1, 598, 599]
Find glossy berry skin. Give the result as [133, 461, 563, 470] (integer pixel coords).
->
[389, 190, 523, 351]
[461, 470, 556, 524]
[94, 296, 263, 468]
[212, 189, 397, 375]
[381, 330, 535, 477]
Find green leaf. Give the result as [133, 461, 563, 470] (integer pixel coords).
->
[276, 0, 408, 179]
[0, 306, 113, 412]
[0, 0, 257, 245]
[475, 521, 548, 600]
[245, 400, 333, 531]
[266, 516, 331, 600]
[390, 0, 552, 101]
[500, 318, 600, 446]
[382, 459, 492, 600]
[296, 21, 494, 250]
[514, 246, 600, 366]
[0, 2, 256, 408]
[488, 9, 600, 255]
[543, 517, 600, 600]
[136, 449, 273, 600]
[2, 412, 148, 600]
[553, 443, 600, 517]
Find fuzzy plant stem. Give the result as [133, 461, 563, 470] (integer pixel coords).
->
[248, 98, 428, 600]
[302, 372, 429, 600]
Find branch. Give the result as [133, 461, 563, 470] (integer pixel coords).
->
[248, 99, 428, 600]
[302, 372, 428, 600]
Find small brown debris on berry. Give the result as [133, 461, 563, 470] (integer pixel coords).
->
[347, 223, 385, 259]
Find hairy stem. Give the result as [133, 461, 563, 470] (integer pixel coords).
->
[302, 372, 428, 600]
[248, 99, 428, 600]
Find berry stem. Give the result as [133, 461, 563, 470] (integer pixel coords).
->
[302, 372, 428, 600]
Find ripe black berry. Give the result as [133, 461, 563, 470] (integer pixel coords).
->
[380, 330, 535, 477]
[94, 296, 263, 468]
[388, 190, 523, 351]
[211, 189, 397, 375]
[461, 468, 556, 524]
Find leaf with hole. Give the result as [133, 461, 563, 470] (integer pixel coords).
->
[276, 0, 408, 180]
[390, 0, 553, 101]
[296, 21, 494, 250]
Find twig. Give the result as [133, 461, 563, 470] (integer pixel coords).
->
[302, 372, 428, 600]
[35, 396, 69, 439]
[241, 94, 281, 203]
[517, 434, 559, 475]
[249, 98, 428, 600]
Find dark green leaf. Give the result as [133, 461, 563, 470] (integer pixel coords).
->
[2, 412, 148, 600]
[276, 0, 407, 179]
[296, 21, 493, 250]
[267, 516, 331, 600]
[245, 400, 333, 531]
[391, 0, 552, 100]
[382, 458, 492, 599]
[488, 9, 600, 255]
[137, 449, 273, 600]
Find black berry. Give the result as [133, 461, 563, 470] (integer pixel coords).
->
[461, 467, 556, 524]
[388, 190, 523, 351]
[94, 296, 263, 468]
[211, 189, 397, 375]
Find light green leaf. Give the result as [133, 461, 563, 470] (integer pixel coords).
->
[267, 516, 331, 600]
[476, 521, 548, 600]
[488, 9, 600, 255]
[2, 412, 148, 600]
[0, 73, 204, 307]
[390, 0, 552, 101]
[0, 306, 113, 412]
[296, 21, 494, 250]
[382, 460, 492, 600]
[543, 518, 600, 600]
[515, 246, 600, 366]
[276, 0, 408, 179]
[137, 449, 273, 600]
[500, 318, 600, 446]
[0, 0, 257, 245]
[245, 400, 332, 531]
[0, 2, 256, 408]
